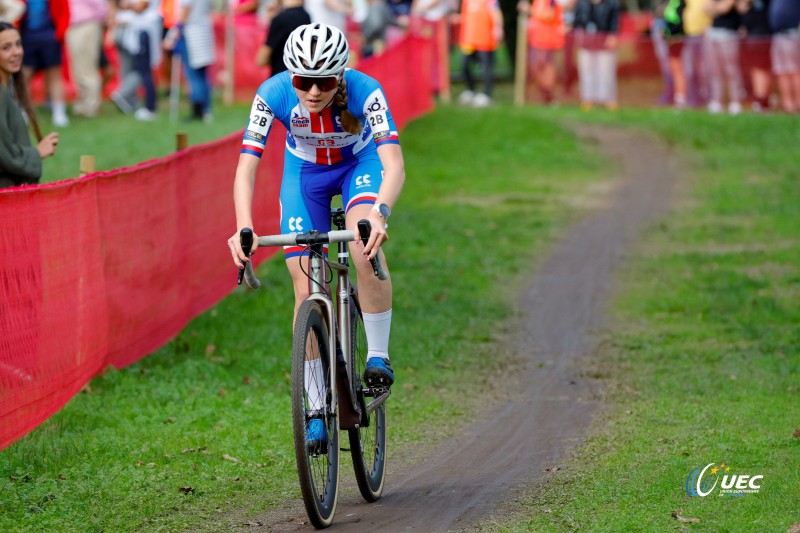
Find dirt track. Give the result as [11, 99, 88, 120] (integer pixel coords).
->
[244, 124, 680, 532]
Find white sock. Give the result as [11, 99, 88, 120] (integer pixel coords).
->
[52, 101, 67, 118]
[304, 359, 324, 412]
[363, 309, 392, 361]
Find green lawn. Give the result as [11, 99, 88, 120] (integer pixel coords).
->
[0, 101, 606, 531]
[484, 109, 800, 531]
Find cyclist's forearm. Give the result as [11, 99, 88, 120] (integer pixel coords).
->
[375, 144, 406, 208]
[233, 154, 260, 230]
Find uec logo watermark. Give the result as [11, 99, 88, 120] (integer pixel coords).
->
[685, 463, 763, 497]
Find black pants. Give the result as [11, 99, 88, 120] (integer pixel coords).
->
[462, 50, 495, 96]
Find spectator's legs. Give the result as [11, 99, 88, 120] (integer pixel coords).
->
[66, 20, 103, 117]
[478, 50, 494, 97]
[44, 66, 69, 126]
[667, 40, 686, 107]
[596, 48, 618, 107]
[705, 30, 725, 112]
[115, 47, 142, 111]
[651, 19, 673, 105]
[134, 32, 156, 112]
[683, 36, 707, 108]
[577, 47, 593, 107]
[462, 51, 476, 92]
[178, 39, 212, 119]
[719, 31, 744, 113]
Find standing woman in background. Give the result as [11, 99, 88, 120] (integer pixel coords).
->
[767, 0, 800, 113]
[0, 21, 59, 188]
[19, 0, 70, 127]
[571, 0, 621, 110]
[517, 0, 567, 105]
[163, 0, 216, 121]
[703, 0, 743, 114]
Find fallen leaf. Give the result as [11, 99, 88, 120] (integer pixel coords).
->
[544, 466, 561, 472]
[57, 474, 66, 480]
[672, 510, 700, 523]
[242, 376, 251, 385]
[146, 462, 158, 468]
[218, 388, 226, 398]
[222, 454, 240, 463]
[788, 523, 800, 533]
[163, 416, 177, 424]
[136, 460, 144, 467]
[793, 429, 800, 439]
[179, 486, 195, 494]
[81, 383, 92, 394]
[164, 454, 172, 459]
[205, 344, 216, 356]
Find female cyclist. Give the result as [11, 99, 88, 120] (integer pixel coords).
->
[228, 23, 405, 444]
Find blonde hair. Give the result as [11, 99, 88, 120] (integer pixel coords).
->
[334, 77, 362, 135]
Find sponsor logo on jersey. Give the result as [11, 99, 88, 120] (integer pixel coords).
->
[291, 112, 310, 128]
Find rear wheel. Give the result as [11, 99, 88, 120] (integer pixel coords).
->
[348, 290, 387, 502]
[292, 299, 339, 528]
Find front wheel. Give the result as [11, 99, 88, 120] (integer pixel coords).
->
[348, 290, 387, 502]
[292, 299, 340, 528]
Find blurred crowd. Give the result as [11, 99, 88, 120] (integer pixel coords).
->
[0, 0, 796, 138]
[516, 0, 800, 114]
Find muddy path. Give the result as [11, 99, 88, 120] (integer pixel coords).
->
[243, 124, 681, 532]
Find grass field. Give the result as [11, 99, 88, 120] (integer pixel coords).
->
[482, 110, 800, 531]
[0, 100, 606, 531]
[3, 92, 798, 531]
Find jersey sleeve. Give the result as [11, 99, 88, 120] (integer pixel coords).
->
[347, 71, 400, 148]
[241, 74, 291, 158]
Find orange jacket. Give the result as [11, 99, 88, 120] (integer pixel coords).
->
[527, 0, 565, 50]
[460, 0, 500, 52]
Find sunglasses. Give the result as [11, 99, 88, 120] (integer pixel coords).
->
[291, 74, 340, 92]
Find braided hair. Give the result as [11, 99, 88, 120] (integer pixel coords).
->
[334, 77, 363, 135]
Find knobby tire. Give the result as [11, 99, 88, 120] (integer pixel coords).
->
[292, 300, 339, 529]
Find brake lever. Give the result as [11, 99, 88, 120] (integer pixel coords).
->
[237, 227, 253, 285]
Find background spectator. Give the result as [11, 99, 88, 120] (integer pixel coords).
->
[164, 0, 215, 121]
[518, 0, 567, 105]
[305, 0, 352, 33]
[737, 0, 772, 111]
[0, 0, 26, 23]
[768, 0, 800, 113]
[571, 0, 621, 110]
[660, 0, 687, 107]
[255, 0, 310, 75]
[66, 0, 108, 118]
[458, 0, 504, 107]
[704, 0, 743, 114]
[681, 0, 711, 107]
[0, 21, 59, 188]
[360, 0, 393, 57]
[109, 0, 162, 121]
[19, 0, 71, 127]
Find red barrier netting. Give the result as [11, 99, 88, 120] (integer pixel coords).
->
[0, 34, 433, 451]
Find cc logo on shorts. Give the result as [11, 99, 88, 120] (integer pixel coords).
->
[355, 174, 371, 187]
[289, 217, 304, 232]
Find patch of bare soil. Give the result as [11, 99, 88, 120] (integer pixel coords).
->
[237, 124, 681, 532]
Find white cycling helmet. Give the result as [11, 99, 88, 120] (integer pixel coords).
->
[283, 23, 350, 76]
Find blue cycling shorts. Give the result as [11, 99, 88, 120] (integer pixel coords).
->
[279, 150, 383, 258]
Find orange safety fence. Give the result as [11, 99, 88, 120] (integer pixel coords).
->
[0, 33, 434, 451]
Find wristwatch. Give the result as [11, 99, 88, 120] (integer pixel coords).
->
[372, 203, 391, 220]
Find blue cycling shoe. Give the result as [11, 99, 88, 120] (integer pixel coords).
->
[306, 418, 328, 454]
[364, 357, 395, 387]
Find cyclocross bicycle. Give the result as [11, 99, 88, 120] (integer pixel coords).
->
[238, 208, 390, 529]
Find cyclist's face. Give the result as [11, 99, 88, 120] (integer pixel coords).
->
[0, 28, 23, 84]
[291, 73, 340, 114]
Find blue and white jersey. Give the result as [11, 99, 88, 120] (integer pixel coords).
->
[241, 69, 400, 165]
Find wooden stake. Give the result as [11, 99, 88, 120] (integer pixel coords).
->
[176, 132, 188, 151]
[514, 14, 529, 107]
[79, 155, 95, 177]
